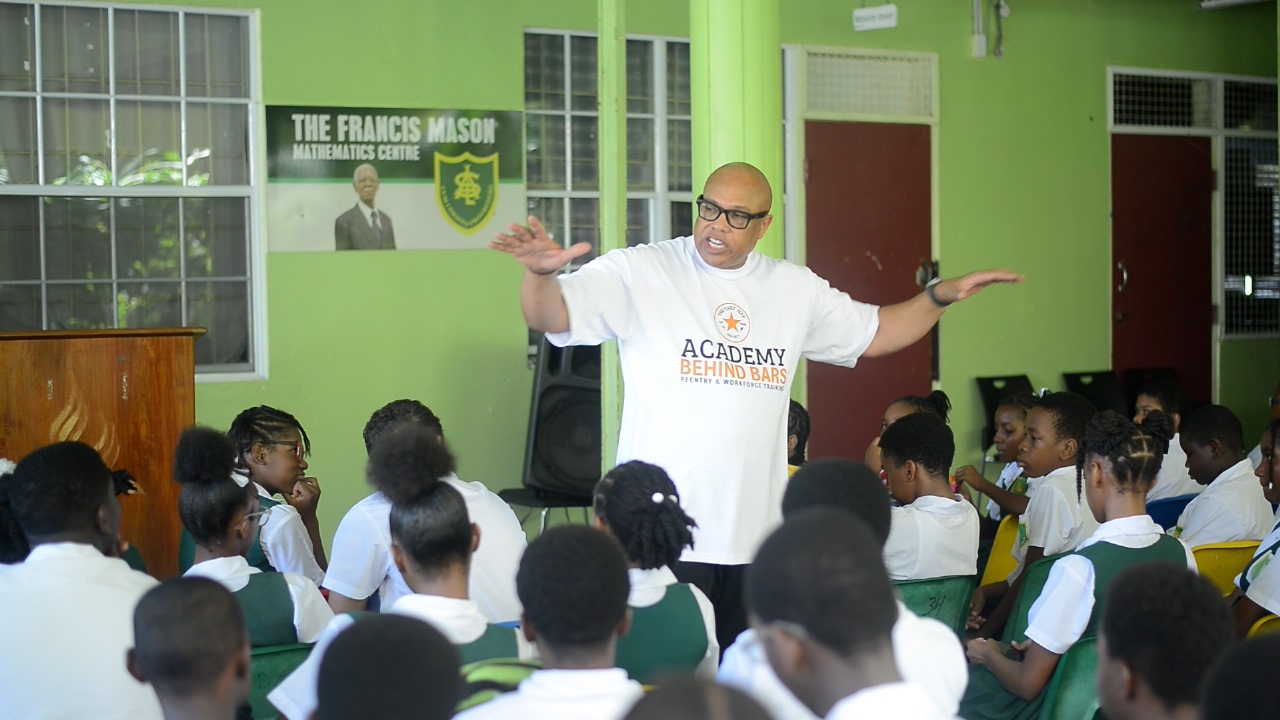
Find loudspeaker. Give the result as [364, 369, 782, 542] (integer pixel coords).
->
[522, 334, 601, 499]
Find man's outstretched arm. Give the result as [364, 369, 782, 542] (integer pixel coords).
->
[491, 215, 592, 333]
[864, 269, 1024, 358]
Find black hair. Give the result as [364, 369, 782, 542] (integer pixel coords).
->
[1136, 379, 1186, 417]
[317, 614, 462, 720]
[781, 459, 891, 547]
[112, 469, 144, 497]
[132, 577, 247, 698]
[624, 675, 773, 720]
[0, 442, 113, 563]
[1101, 563, 1232, 714]
[593, 461, 697, 570]
[1201, 634, 1280, 720]
[1262, 418, 1280, 489]
[788, 399, 811, 466]
[226, 405, 311, 470]
[1075, 410, 1175, 499]
[746, 508, 896, 658]
[1180, 404, 1246, 455]
[363, 399, 445, 455]
[1034, 391, 1096, 462]
[368, 425, 469, 576]
[878, 412, 956, 478]
[174, 426, 255, 547]
[516, 524, 630, 649]
[997, 392, 1039, 418]
[891, 389, 952, 423]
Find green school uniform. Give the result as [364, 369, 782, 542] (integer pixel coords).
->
[615, 583, 708, 684]
[236, 571, 299, 646]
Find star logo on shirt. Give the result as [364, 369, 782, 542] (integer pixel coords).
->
[714, 303, 750, 343]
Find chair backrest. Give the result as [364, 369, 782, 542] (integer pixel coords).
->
[1193, 541, 1262, 596]
[1039, 636, 1099, 720]
[1062, 371, 1128, 415]
[975, 375, 1035, 448]
[1145, 494, 1198, 531]
[980, 515, 1020, 587]
[1248, 614, 1280, 638]
[1002, 552, 1071, 644]
[247, 643, 313, 719]
[893, 575, 977, 639]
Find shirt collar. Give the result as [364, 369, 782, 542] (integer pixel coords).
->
[1077, 514, 1162, 550]
[386, 593, 489, 643]
[520, 668, 638, 699]
[24, 542, 109, 563]
[827, 682, 946, 719]
[684, 235, 761, 278]
[185, 555, 258, 580]
[628, 565, 678, 590]
[1205, 459, 1256, 490]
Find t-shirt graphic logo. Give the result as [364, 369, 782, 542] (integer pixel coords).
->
[714, 303, 750, 343]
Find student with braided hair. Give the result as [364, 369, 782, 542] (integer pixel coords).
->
[960, 410, 1195, 720]
[593, 461, 718, 679]
[1229, 418, 1280, 636]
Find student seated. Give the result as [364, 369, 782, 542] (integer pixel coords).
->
[324, 399, 526, 622]
[270, 425, 530, 720]
[865, 390, 952, 471]
[970, 392, 1099, 640]
[1132, 380, 1202, 501]
[593, 461, 719, 678]
[175, 426, 332, 645]
[315, 613, 463, 720]
[127, 578, 252, 720]
[959, 411, 1195, 719]
[954, 392, 1037, 527]
[1249, 381, 1280, 469]
[788, 399, 810, 477]
[0, 442, 162, 719]
[718, 458, 967, 718]
[1200, 633, 1280, 720]
[748, 509, 954, 719]
[1230, 418, 1280, 636]
[879, 412, 980, 580]
[456, 525, 643, 720]
[1095, 563, 1233, 720]
[623, 675, 773, 720]
[1169, 404, 1272, 547]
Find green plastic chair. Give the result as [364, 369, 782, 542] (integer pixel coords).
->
[1002, 551, 1070, 644]
[1039, 636, 1098, 720]
[894, 574, 977, 638]
[247, 643, 313, 719]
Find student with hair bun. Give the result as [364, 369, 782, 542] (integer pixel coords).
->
[865, 389, 952, 471]
[593, 461, 718, 679]
[176, 426, 332, 646]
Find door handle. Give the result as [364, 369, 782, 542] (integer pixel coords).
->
[1116, 261, 1128, 293]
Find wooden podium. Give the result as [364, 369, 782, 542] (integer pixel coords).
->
[0, 328, 204, 578]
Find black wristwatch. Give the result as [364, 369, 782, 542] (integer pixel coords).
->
[925, 277, 952, 308]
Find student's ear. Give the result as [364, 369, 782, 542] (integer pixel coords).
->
[95, 503, 115, 540]
[1118, 659, 1138, 701]
[787, 434, 798, 456]
[903, 460, 918, 484]
[592, 515, 609, 533]
[125, 648, 148, 684]
[520, 613, 538, 643]
[247, 443, 269, 468]
[616, 607, 633, 639]
[1059, 437, 1079, 463]
[1170, 412, 1181, 433]
[1088, 460, 1107, 490]
[470, 523, 481, 553]
[765, 625, 808, 677]
[1207, 437, 1226, 461]
[391, 541, 407, 576]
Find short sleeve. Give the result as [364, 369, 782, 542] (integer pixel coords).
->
[1245, 552, 1280, 616]
[546, 249, 636, 346]
[284, 573, 336, 644]
[1024, 485, 1075, 555]
[799, 270, 880, 367]
[259, 505, 325, 586]
[1024, 555, 1094, 655]
[883, 507, 920, 581]
[323, 507, 391, 601]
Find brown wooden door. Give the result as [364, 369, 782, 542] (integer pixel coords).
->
[1111, 135, 1214, 409]
[805, 121, 933, 458]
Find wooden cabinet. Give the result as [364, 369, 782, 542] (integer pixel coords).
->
[0, 328, 203, 578]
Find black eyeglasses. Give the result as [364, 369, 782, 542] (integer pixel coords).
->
[695, 195, 769, 230]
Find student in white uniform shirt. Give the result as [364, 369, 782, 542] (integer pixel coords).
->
[324, 399, 526, 622]
[271, 426, 530, 720]
[954, 393, 1038, 527]
[880, 412, 980, 580]
[174, 427, 332, 646]
[0, 441, 163, 720]
[971, 392, 1099, 641]
[1231, 419, 1280, 636]
[718, 459, 967, 718]
[1133, 380, 1203, 501]
[458, 524, 644, 720]
[592, 461, 719, 679]
[1169, 404, 1273, 547]
[747, 509, 956, 720]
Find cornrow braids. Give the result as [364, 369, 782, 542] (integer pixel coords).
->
[593, 461, 697, 570]
[892, 390, 952, 423]
[227, 405, 311, 470]
[1075, 410, 1174, 499]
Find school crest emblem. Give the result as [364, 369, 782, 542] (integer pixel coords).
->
[434, 151, 499, 234]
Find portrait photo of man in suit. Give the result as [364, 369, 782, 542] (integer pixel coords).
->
[335, 163, 396, 250]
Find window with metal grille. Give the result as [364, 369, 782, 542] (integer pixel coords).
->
[0, 2, 260, 373]
[523, 31, 693, 263]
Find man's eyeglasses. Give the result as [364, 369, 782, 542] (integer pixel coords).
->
[263, 440, 306, 460]
[695, 195, 769, 230]
[237, 506, 272, 529]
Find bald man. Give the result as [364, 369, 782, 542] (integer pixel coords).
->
[335, 163, 396, 250]
[493, 162, 1020, 649]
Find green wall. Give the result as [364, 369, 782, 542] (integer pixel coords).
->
[139, 0, 1275, 545]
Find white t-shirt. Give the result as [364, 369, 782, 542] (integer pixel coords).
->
[1170, 459, 1273, 548]
[986, 462, 1024, 521]
[717, 601, 967, 719]
[322, 474, 527, 622]
[233, 475, 326, 586]
[826, 682, 957, 720]
[884, 495, 980, 580]
[627, 566, 719, 676]
[0, 543, 163, 720]
[551, 238, 880, 564]
[1024, 515, 1195, 655]
[1009, 466, 1100, 582]
[1146, 433, 1204, 502]
[456, 668, 644, 720]
[184, 555, 333, 643]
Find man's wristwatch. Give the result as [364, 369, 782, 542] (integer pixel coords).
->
[925, 277, 952, 308]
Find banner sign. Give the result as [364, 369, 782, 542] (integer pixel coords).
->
[265, 106, 523, 252]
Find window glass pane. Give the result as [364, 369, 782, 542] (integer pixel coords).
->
[40, 5, 108, 93]
[117, 280, 182, 329]
[185, 14, 250, 99]
[47, 282, 113, 330]
[667, 119, 693, 192]
[0, 3, 35, 91]
[43, 196, 110, 281]
[527, 196, 566, 246]
[1225, 82, 1278, 133]
[187, 102, 249, 186]
[114, 10, 178, 96]
[626, 198, 649, 247]
[42, 98, 110, 184]
[570, 35, 597, 112]
[188, 281, 250, 366]
[667, 42, 691, 116]
[0, 96, 38, 183]
[0, 284, 40, 331]
[626, 40, 653, 114]
[185, 197, 248, 278]
[671, 200, 693, 238]
[569, 197, 600, 263]
[115, 101, 182, 186]
[0, 196, 40, 281]
[525, 114, 566, 190]
[570, 116, 598, 191]
[524, 34, 565, 111]
[115, 197, 180, 279]
[627, 118, 654, 191]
